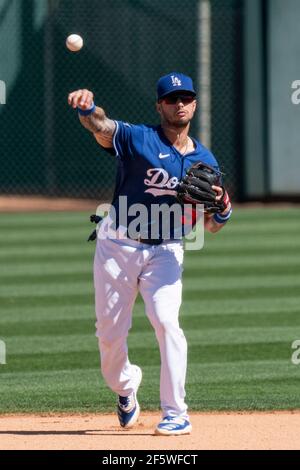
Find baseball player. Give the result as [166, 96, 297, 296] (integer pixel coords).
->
[68, 72, 232, 436]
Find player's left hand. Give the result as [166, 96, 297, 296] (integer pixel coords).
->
[212, 185, 223, 201]
[212, 185, 231, 215]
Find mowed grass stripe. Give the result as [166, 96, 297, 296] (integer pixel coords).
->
[225, 209, 300, 221]
[0, 220, 87, 232]
[0, 213, 299, 243]
[1, 256, 300, 279]
[3, 325, 299, 356]
[1, 223, 298, 259]
[4, 363, 295, 386]
[186, 360, 300, 385]
[0, 207, 298, 227]
[2, 312, 300, 337]
[1, 295, 299, 324]
[2, 312, 300, 343]
[4, 334, 97, 354]
[1, 206, 299, 224]
[0, 244, 93, 258]
[205, 223, 300, 235]
[1, 262, 93, 277]
[1, 248, 300, 267]
[1, 246, 300, 270]
[2, 272, 300, 296]
[0, 251, 93, 264]
[181, 296, 300, 316]
[1, 222, 299, 248]
[1, 216, 300, 243]
[1, 238, 94, 250]
[183, 263, 300, 277]
[0, 304, 95, 323]
[1, 318, 95, 337]
[0, 359, 296, 382]
[0, 281, 93, 297]
[2, 264, 300, 286]
[0, 293, 93, 309]
[184, 253, 300, 268]
[182, 274, 300, 290]
[204, 234, 300, 248]
[183, 284, 300, 301]
[230, 209, 300, 218]
[0, 212, 89, 226]
[1, 285, 300, 308]
[0, 271, 93, 287]
[0, 230, 90, 245]
[0, 341, 294, 374]
[186, 245, 300, 256]
[0, 241, 300, 265]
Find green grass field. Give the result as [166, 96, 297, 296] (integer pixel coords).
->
[1, 208, 300, 413]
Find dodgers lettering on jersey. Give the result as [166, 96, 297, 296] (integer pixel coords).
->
[110, 121, 220, 239]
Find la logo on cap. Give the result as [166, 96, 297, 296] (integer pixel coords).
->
[171, 75, 182, 87]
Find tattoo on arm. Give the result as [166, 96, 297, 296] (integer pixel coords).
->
[79, 106, 115, 136]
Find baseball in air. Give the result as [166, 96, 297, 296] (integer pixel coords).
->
[66, 34, 83, 52]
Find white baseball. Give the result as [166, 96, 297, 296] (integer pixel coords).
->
[66, 34, 83, 52]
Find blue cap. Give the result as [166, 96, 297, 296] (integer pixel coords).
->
[157, 72, 196, 100]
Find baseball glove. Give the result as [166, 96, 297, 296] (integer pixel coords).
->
[176, 161, 228, 214]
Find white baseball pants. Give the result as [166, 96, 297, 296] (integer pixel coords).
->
[93, 234, 188, 419]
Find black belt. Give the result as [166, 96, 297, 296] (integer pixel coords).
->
[132, 237, 163, 246]
[87, 215, 164, 245]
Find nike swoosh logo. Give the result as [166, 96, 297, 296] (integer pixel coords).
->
[159, 153, 170, 159]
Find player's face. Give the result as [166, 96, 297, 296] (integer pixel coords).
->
[156, 93, 197, 128]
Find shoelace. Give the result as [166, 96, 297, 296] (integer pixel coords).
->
[118, 394, 134, 410]
[161, 416, 187, 425]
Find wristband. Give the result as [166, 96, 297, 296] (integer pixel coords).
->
[213, 207, 233, 224]
[77, 102, 96, 116]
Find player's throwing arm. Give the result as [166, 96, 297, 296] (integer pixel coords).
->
[68, 89, 116, 148]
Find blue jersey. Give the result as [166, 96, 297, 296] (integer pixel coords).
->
[110, 121, 220, 239]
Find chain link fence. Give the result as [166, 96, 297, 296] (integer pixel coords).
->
[0, 0, 243, 201]
[211, 0, 243, 199]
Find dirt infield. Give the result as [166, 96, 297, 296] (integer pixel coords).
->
[1, 195, 300, 213]
[0, 412, 300, 450]
[0, 196, 98, 212]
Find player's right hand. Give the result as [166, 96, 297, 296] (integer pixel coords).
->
[68, 89, 94, 110]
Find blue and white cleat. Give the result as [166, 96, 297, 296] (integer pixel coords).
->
[117, 366, 142, 428]
[155, 416, 192, 436]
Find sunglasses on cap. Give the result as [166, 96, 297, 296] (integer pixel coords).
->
[160, 94, 196, 105]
